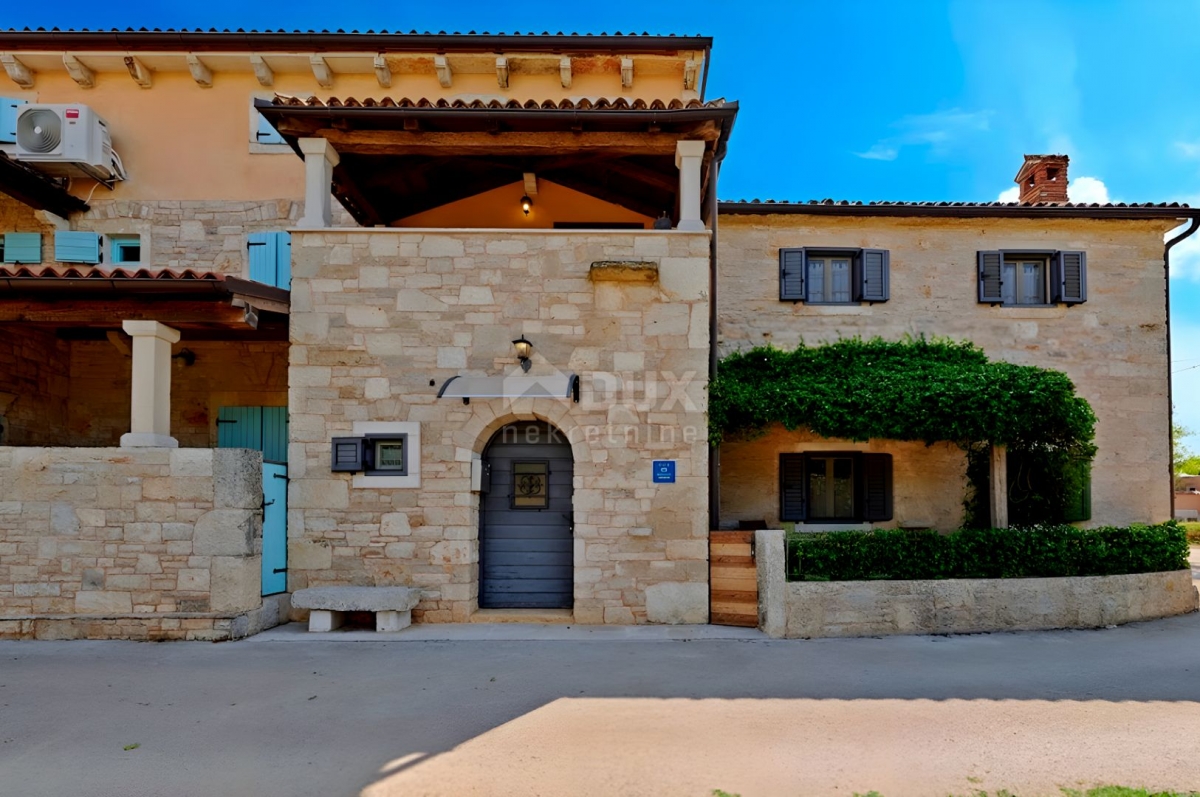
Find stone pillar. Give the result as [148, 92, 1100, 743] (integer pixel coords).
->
[119, 320, 180, 448]
[756, 529, 786, 638]
[298, 137, 340, 229]
[989, 444, 1009, 528]
[675, 140, 706, 232]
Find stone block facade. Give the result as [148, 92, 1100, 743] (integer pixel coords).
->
[0, 446, 267, 640]
[717, 215, 1179, 528]
[287, 229, 711, 624]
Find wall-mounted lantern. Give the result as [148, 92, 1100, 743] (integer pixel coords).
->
[513, 335, 533, 372]
[520, 194, 533, 216]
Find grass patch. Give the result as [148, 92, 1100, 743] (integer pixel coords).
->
[1183, 521, 1200, 544]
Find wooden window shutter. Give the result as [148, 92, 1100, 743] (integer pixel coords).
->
[2, 232, 42, 264]
[1051, 250, 1087, 304]
[0, 97, 26, 144]
[859, 249, 890, 302]
[977, 251, 1003, 303]
[779, 453, 807, 521]
[779, 248, 806, 301]
[275, 232, 292, 290]
[53, 231, 101, 264]
[861, 453, 893, 521]
[255, 110, 286, 145]
[261, 407, 289, 464]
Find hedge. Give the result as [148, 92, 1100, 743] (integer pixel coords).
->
[786, 522, 1189, 582]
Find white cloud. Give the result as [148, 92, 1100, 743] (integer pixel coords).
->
[997, 186, 1020, 203]
[1176, 141, 1200, 159]
[856, 108, 992, 161]
[1067, 176, 1110, 204]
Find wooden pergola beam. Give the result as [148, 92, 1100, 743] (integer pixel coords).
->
[0, 300, 252, 326]
[273, 127, 718, 158]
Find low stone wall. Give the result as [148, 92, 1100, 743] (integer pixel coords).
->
[755, 530, 1199, 638]
[0, 447, 275, 641]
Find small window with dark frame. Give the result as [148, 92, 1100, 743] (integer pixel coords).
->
[512, 461, 550, 509]
[363, 433, 408, 476]
[779, 247, 890, 304]
[978, 250, 1087, 305]
[779, 452, 893, 523]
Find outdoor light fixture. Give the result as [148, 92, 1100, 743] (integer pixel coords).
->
[513, 336, 533, 372]
[520, 194, 533, 216]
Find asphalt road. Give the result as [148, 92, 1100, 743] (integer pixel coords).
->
[3, 612, 1200, 797]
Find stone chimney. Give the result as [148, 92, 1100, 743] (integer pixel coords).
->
[1014, 154, 1069, 204]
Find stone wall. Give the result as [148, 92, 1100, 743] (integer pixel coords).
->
[754, 530, 1198, 638]
[721, 427, 966, 530]
[0, 326, 70, 446]
[718, 215, 1180, 527]
[288, 229, 711, 624]
[0, 447, 268, 640]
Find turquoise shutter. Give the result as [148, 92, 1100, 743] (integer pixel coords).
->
[54, 231, 102, 264]
[255, 111, 285, 145]
[217, 406, 263, 450]
[2, 232, 42, 264]
[0, 97, 27, 144]
[262, 407, 289, 464]
[248, 232, 278, 285]
[275, 232, 291, 289]
[247, 232, 291, 288]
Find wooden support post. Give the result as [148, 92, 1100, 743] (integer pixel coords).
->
[990, 444, 1009, 528]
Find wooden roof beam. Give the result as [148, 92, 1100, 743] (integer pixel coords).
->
[282, 129, 716, 158]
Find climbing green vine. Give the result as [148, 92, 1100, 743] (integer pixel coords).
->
[709, 337, 1098, 525]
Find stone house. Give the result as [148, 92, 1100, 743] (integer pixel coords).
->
[0, 30, 1192, 639]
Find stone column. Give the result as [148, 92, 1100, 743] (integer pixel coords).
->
[755, 529, 786, 638]
[675, 140, 706, 232]
[989, 444, 1009, 528]
[298, 137, 340, 229]
[119, 320, 180, 448]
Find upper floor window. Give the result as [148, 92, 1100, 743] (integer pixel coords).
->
[779, 247, 890, 304]
[977, 250, 1087, 306]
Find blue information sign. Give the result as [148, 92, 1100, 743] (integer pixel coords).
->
[652, 460, 676, 484]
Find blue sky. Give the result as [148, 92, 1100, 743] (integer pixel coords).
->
[9, 0, 1200, 449]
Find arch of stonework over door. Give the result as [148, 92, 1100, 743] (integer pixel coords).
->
[255, 96, 737, 227]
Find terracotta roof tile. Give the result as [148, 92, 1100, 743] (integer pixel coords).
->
[271, 95, 723, 111]
[0, 265, 222, 280]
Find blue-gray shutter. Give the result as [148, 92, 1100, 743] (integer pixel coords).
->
[275, 231, 291, 290]
[247, 231, 291, 288]
[779, 453, 806, 521]
[331, 437, 364, 472]
[261, 407, 289, 464]
[861, 453, 893, 521]
[0, 97, 26, 144]
[977, 251, 1003, 303]
[1052, 250, 1087, 304]
[53, 231, 101, 264]
[217, 406, 263, 450]
[779, 248, 806, 301]
[859, 249, 890, 302]
[2, 232, 42, 264]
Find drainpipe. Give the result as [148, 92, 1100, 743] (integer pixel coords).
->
[1165, 216, 1200, 520]
[706, 161, 720, 532]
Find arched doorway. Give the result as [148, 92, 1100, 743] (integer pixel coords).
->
[479, 420, 574, 609]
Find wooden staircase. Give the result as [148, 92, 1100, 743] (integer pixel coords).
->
[709, 531, 758, 627]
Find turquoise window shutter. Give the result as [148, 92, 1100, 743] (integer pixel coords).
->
[2, 232, 42, 264]
[0, 97, 27, 144]
[54, 231, 102, 264]
[275, 232, 291, 290]
[247, 232, 278, 285]
[217, 406, 263, 450]
[255, 111, 285, 145]
[248, 231, 291, 288]
[262, 407, 289, 464]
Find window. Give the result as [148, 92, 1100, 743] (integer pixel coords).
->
[365, 434, 408, 477]
[779, 247, 890, 303]
[249, 96, 294, 153]
[780, 452, 893, 523]
[978, 250, 1087, 305]
[511, 461, 550, 509]
[109, 235, 141, 265]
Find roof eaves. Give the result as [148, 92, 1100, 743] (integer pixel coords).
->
[717, 199, 1199, 219]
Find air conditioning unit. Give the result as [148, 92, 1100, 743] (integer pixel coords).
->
[14, 104, 126, 184]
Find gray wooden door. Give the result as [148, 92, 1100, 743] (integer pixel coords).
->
[480, 422, 574, 609]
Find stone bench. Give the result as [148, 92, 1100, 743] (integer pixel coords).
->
[291, 587, 422, 633]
